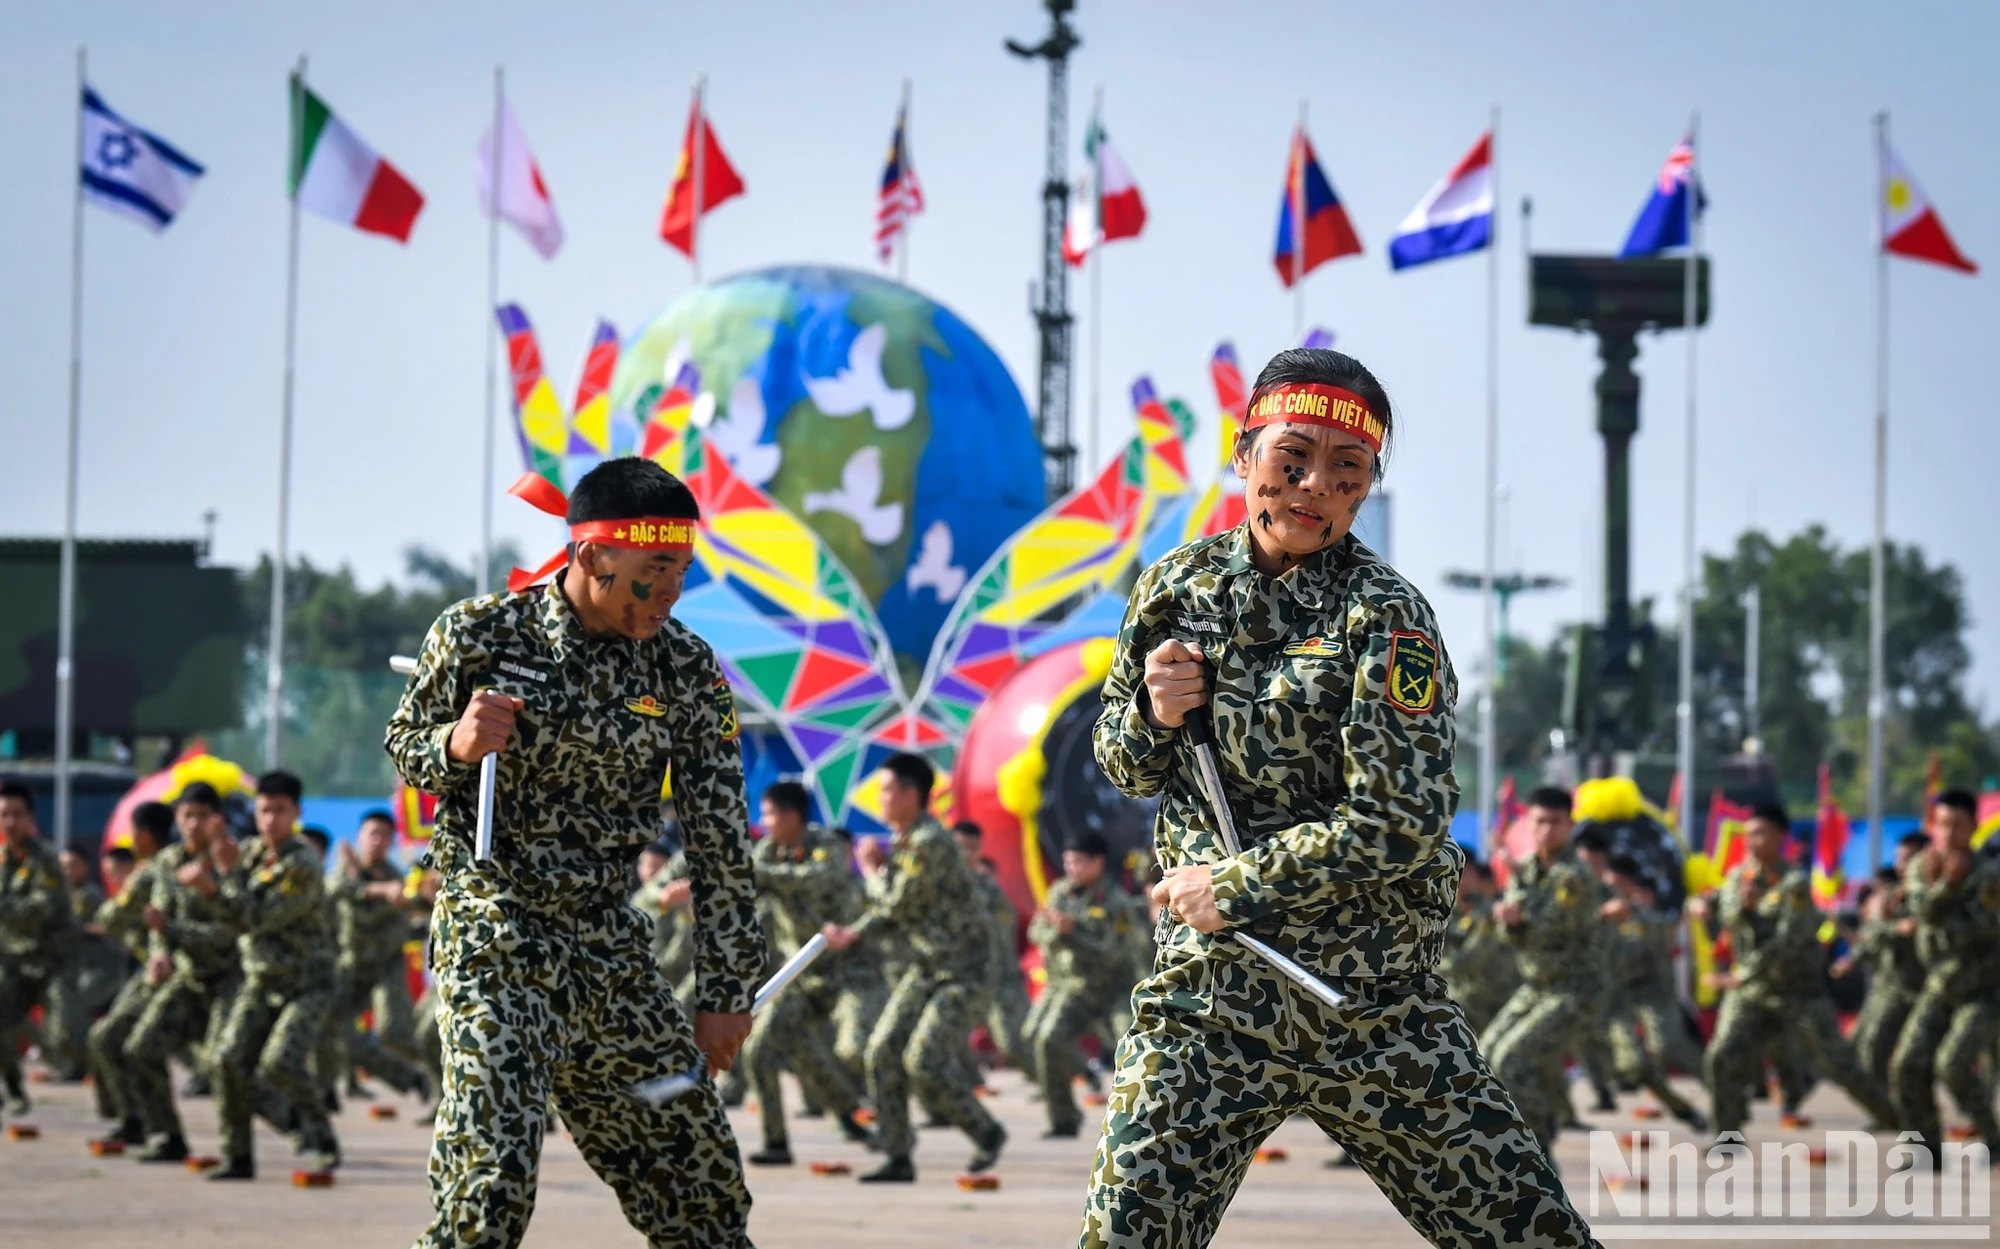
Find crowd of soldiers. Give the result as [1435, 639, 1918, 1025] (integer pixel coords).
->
[1445, 783, 2000, 1162]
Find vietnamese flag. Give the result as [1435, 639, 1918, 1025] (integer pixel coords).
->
[1811, 762, 1850, 907]
[1881, 139, 1977, 274]
[1273, 126, 1362, 288]
[660, 86, 744, 258]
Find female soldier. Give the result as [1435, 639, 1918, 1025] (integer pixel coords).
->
[1079, 349, 1597, 1248]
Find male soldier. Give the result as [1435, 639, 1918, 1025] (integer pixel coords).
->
[122, 782, 242, 1162]
[183, 771, 339, 1178]
[1482, 786, 1608, 1155]
[631, 842, 697, 1003]
[1025, 832, 1141, 1138]
[823, 753, 1007, 1183]
[739, 780, 875, 1164]
[1600, 854, 1706, 1130]
[1438, 858, 1517, 1034]
[954, 821, 1031, 1071]
[298, 825, 349, 1113]
[1697, 802, 1899, 1140]
[1838, 861, 1923, 1090]
[1889, 788, 2000, 1154]
[327, 810, 429, 1103]
[86, 801, 176, 1149]
[0, 781, 86, 1085]
[62, 845, 123, 1121]
[387, 457, 765, 1247]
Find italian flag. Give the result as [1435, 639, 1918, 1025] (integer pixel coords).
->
[289, 76, 425, 243]
[1064, 108, 1146, 266]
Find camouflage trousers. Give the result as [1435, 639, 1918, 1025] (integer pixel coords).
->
[1707, 991, 1898, 1135]
[87, 974, 157, 1125]
[1851, 983, 1915, 1089]
[418, 892, 750, 1249]
[1080, 973, 1597, 1249]
[214, 977, 336, 1161]
[1603, 995, 1702, 1122]
[1889, 983, 2000, 1152]
[124, 973, 235, 1140]
[1481, 983, 1589, 1156]
[415, 985, 443, 1092]
[1027, 981, 1121, 1133]
[741, 971, 869, 1149]
[988, 971, 1033, 1069]
[865, 965, 998, 1161]
[332, 954, 425, 1094]
[0, 957, 86, 1078]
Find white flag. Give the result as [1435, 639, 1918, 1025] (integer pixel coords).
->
[476, 98, 563, 260]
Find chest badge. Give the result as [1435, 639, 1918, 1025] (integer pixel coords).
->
[625, 695, 669, 718]
[1282, 636, 1343, 659]
[1384, 630, 1439, 714]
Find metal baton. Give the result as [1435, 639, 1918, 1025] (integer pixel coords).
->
[388, 654, 498, 863]
[631, 932, 833, 1106]
[1181, 707, 1348, 1010]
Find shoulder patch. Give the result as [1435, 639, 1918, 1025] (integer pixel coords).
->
[1384, 629, 1439, 715]
[710, 678, 740, 742]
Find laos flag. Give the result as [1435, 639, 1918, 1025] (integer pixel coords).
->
[1273, 127, 1361, 287]
[1389, 131, 1494, 271]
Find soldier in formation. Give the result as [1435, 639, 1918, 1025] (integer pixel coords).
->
[955, 821, 1033, 1073]
[1598, 853, 1706, 1130]
[85, 800, 176, 1150]
[1024, 831, 1142, 1139]
[325, 808, 430, 1105]
[1, 781, 85, 1094]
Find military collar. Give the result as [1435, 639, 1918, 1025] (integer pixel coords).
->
[1201, 524, 1348, 611]
[540, 571, 593, 663]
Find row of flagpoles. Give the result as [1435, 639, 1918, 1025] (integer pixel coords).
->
[52, 55, 1983, 856]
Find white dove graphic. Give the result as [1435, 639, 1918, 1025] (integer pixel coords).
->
[804, 446, 905, 545]
[804, 323, 916, 431]
[905, 519, 966, 602]
[697, 377, 782, 485]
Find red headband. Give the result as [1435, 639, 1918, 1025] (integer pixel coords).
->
[1243, 383, 1384, 454]
[504, 473, 698, 593]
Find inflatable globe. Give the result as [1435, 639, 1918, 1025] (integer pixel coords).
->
[607, 266, 1047, 668]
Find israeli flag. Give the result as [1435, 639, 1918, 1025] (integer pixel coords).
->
[81, 86, 203, 232]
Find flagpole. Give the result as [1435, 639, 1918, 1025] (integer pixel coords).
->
[1676, 111, 1700, 845]
[896, 78, 911, 285]
[1292, 98, 1306, 343]
[479, 64, 503, 598]
[269, 54, 306, 769]
[1478, 105, 1499, 853]
[1866, 110, 1889, 869]
[1087, 86, 1103, 479]
[689, 73, 705, 285]
[56, 44, 87, 846]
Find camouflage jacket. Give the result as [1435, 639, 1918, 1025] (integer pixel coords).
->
[630, 855, 692, 980]
[70, 880, 106, 925]
[851, 817, 987, 985]
[96, 856, 163, 960]
[213, 834, 334, 992]
[331, 859, 411, 974]
[1498, 851, 1608, 995]
[385, 575, 765, 1015]
[969, 868, 1025, 990]
[1857, 906, 1924, 999]
[0, 835, 80, 972]
[146, 843, 240, 986]
[1608, 903, 1676, 1001]
[1093, 529, 1464, 1035]
[1903, 852, 2000, 999]
[1029, 877, 1142, 997]
[754, 825, 875, 988]
[1718, 861, 1824, 1005]
[1439, 897, 1520, 1011]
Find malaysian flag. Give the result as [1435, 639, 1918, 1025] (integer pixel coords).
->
[875, 91, 923, 264]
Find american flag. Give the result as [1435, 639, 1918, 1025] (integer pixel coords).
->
[875, 98, 923, 264]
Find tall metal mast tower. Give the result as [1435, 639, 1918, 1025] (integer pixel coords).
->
[1007, 0, 1080, 499]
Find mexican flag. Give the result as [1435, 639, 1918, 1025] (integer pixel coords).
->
[289, 75, 425, 243]
[1064, 108, 1146, 266]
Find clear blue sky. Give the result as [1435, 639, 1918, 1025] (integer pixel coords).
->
[3, 1, 1995, 720]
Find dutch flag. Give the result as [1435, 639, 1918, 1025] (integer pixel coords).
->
[80, 86, 204, 233]
[1388, 132, 1493, 271]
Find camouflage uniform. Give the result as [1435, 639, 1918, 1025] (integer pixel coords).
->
[210, 832, 339, 1163]
[1850, 901, 1923, 1086]
[970, 868, 1032, 1069]
[387, 575, 765, 1248]
[1438, 896, 1518, 1035]
[740, 824, 876, 1147]
[86, 854, 167, 1127]
[1025, 877, 1142, 1134]
[1705, 860, 1898, 1136]
[0, 835, 85, 1078]
[124, 841, 241, 1143]
[71, 879, 129, 1022]
[631, 852, 697, 1003]
[1888, 852, 2000, 1152]
[327, 859, 425, 1095]
[1083, 530, 1594, 1249]
[848, 816, 1004, 1163]
[1602, 903, 1703, 1123]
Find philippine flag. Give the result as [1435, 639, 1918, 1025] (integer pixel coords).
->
[1388, 132, 1493, 271]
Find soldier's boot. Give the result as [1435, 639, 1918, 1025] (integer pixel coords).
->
[91, 1117, 145, 1149]
[1679, 1106, 1709, 1133]
[1591, 1079, 1618, 1114]
[344, 1077, 374, 1101]
[859, 1155, 915, 1183]
[208, 1156, 256, 1181]
[137, 1133, 189, 1163]
[312, 1125, 342, 1172]
[4, 1079, 28, 1116]
[180, 1072, 211, 1098]
[836, 1111, 879, 1150]
[967, 1122, 1007, 1174]
[747, 1141, 794, 1166]
[923, 1112, 953, 1129]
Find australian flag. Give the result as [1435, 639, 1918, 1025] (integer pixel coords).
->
[1619, 132, 1706, 257]
[80, 86, 204, 233]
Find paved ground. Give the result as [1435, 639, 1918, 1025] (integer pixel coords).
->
[1, 1058, 1991, 1246]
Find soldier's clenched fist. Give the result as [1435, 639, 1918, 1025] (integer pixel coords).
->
[1141, 638, 1209, 729]
[448, 690, 524, 764]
